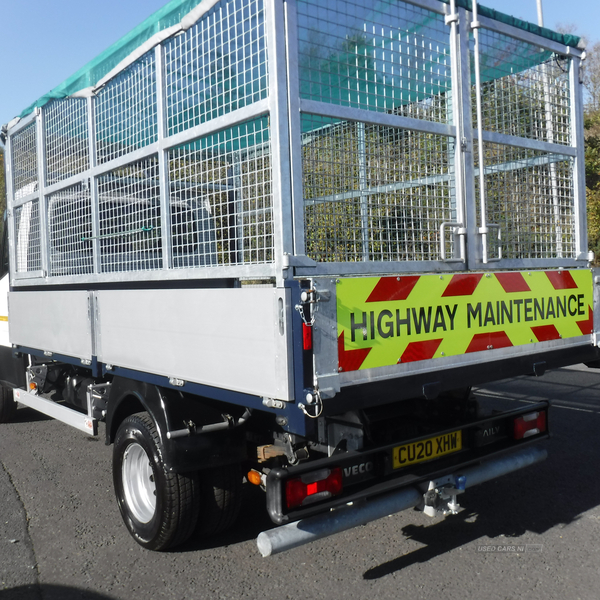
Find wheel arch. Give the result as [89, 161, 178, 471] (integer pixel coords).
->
[105, 377, 170, 447]
[105, 375, 248, 474]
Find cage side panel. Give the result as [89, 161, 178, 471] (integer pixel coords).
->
[8, 291, 93, 360]
[7, 0, 275, 287]
[164, 0, 269, 136]
[475, 144, 576, 261]
[95, 51, 158, 164]
[98, 156, 163, 273]
[168, 115, 274, 269]
[296, 0, 452, 121]
[95, 288, 293, 400]
[302, 115, 456, 263]
[44, 99, 90, 185]
[11, 123, 38, 200]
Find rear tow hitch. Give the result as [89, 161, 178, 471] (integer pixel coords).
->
[418, 474, 467, 517]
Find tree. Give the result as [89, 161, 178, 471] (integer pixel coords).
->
[559, 25, 600, 258]
[585, 110, 600, 257]
[580, 36, 600, 259]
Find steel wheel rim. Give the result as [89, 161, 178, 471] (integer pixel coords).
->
[122, 442, 156, 523]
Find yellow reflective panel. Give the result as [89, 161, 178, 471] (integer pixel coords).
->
[336, 270, 593, 372]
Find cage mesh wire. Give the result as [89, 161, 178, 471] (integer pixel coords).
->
[302, 114, 455, 262]
[6, 0, 585, 281]
[95, 51, 158, 164]
[12, 123, 38, 200]
[14, 200, 41, 273]
[169, 116, 273, 267]
[44, 99, 90, 186]
[297, 0, 452, 122]
[164, 0, 268, 136]
[48, 183, 93, 276]
[98, 156, 162, 272]
[475, 143, 575, 260]
[474, 29, 571, 145]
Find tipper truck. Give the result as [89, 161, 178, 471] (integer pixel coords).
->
[1, 0, 598, 555]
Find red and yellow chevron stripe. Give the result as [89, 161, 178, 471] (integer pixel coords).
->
[336, 270, 594, 373]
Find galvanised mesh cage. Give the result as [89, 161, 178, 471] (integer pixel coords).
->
[48, 183, 93, 276]
[11, 123, 38, 201]
[95, 51, 158, 164]
[164, 0, 268, 136]
[5, 0, 588, 285]
[98, 157, 162, 273]
[14, 200, 41, 273]
[44, 99, 90, 186]
[169, 116, 272, 268]
[302, 115, 455, 263]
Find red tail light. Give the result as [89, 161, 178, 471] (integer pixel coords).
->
[285, 467, 343, 509]
[303, 323, 313, 351]
[513, 410, 547, 440]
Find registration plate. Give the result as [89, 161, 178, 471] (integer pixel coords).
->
[393, 430, 462, 469]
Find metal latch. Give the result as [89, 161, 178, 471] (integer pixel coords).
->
[440, 222, 466, 263]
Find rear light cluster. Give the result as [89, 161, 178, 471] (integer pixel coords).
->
[302, 322, 313, 351]
[285, 467, 343, 509]
[513, 410, 547, 440]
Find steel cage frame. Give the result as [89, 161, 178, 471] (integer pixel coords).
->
[4, 0, 589, 290]
[285, 0, 588, 277]
[6, 0, 286, 287]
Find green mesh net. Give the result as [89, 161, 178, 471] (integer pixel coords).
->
[17, 0, 580, 120]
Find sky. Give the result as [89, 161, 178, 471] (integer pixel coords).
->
[0, 0, 599, 129]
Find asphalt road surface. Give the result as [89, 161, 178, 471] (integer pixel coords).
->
[2, 363, 600, 600]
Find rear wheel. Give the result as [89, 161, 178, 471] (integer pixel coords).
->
[0, 385, 17, 423]
[196, 464, 243, 537]
[113, 413, 200, 551]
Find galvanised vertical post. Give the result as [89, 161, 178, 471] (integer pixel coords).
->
[35, 107, 50, 278]
[283, 0, 306, 259]
[4, 128, 16, 283]
[446, 0, 467, 264]
[456, 7, 479, 269]
[265, 0, 294, 287]
[569, 50, 589, 261]
[4, 128, 17, 283]
[87, 95, 101, 274]
[155, 42, 173, 271]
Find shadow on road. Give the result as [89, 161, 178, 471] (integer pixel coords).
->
[10, 407, 52, 424]
[174, 483, 274, 552]
[364, 366, 600, 579]
[0, 584, 117, 600]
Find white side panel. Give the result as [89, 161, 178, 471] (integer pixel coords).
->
[0, 276, 10, 347]
[95, 288, 293, 401]
[8, 291, 93, 360]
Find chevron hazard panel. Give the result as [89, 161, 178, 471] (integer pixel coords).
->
[336, 270, 594, 372]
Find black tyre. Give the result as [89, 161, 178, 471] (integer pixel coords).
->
[196, 464, 243, 537]
[113, 413, 200, 551]
[0, 385, 17, 423]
